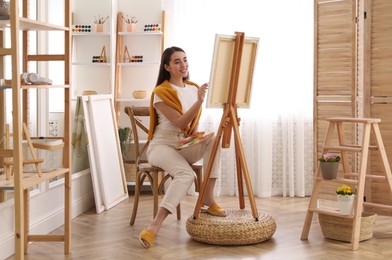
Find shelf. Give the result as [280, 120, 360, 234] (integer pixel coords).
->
[315, 177, 359, 186]
[309, 207, 354, 219]
[118, 62, 159, 66]
[116, 98, 149, 103]
[0, 168, 70, 190]
[72, 32, 110, 36]
[21, 84, 70, 89]
[118, 31, 162, 36]
[0, 17, 68, 31]
[72, 62, 111, 67]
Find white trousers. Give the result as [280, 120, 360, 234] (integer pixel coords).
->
[147, 128, 221, 214]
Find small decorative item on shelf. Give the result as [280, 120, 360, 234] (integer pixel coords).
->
[92, 46, 107, 63]
[129, 55, 143, 63]
[336, 184, 355, 215]
[132, 90, 147, 99]
[122, 14, 138, 32]
[72, 25, 92, 33]
[123, 46, 131, 62]
[318, 152, 341, 180]
[144, 24, 161, 32]
[93, 15, 109, 32]
[21, 72, 52, 85]
[122, 46, 143, 63]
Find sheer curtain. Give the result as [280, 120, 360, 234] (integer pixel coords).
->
[163, 0, 314, 197]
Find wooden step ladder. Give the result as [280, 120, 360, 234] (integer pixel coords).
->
[301, 117, 392, 250]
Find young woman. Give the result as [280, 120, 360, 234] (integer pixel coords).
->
[139, 46, 225, 249]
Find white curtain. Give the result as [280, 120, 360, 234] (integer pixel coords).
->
[163, 0, 314, 197]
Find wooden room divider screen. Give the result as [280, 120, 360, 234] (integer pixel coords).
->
[314, 0, 392, 215]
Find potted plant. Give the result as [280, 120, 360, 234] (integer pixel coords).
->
[318, 152, 341, 179]
[122, 14, 138, 32]
[336, 184, 355, 215]
[118, 127, 132, 159]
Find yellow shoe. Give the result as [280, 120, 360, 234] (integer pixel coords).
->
[139, 229, 156, 249]
[206, 203, 226, 217]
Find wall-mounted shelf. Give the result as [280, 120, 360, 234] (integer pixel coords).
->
[72, 62, 111, 66]
[118, 31, 162, 36]
[117, 62, 159, 66]
[72, 32, 111, 36]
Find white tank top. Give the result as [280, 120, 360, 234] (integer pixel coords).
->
[154, 82, 198, 131]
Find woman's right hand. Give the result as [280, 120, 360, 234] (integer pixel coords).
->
[198, 83, 208, 103]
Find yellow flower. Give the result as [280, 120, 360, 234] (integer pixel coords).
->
[336, 184, 354, 195]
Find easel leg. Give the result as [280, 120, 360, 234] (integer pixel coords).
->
[235, 137, 245, 209]
[230, 105, 259, 219]
[192, 105, 230, 219]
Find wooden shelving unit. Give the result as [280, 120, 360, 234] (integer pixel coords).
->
[114, 1, 164, 126]
[0, 0, 72, 259]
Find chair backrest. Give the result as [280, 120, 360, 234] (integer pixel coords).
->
[124, 106, 150, 167]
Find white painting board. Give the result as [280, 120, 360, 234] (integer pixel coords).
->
[82, 94, 128, 213]
[207, 34, 259, 108]
[81, 97, 105, 214]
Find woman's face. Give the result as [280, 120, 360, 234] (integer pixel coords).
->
[164, 51, 188, 79]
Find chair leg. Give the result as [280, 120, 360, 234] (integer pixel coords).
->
[150, 172, 159, 218]
[130, 172, 144, 226]
[194, 168, 203, 192]
[176, 204, 181, 220]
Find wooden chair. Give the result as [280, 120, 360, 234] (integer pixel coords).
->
[124, 106, 203, 226]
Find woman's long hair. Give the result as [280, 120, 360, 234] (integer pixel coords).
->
[155, 46, 189, 87]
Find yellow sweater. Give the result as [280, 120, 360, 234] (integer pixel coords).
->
[148, 80, 202, 140]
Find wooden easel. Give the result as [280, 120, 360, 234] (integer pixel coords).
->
[123, 45, 131, 63]
[301, 117, 392, 250]
[192, 32, 259, 220]
[99, 46, 107, 63]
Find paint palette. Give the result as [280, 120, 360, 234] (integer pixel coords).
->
[175, 132, 214, 150]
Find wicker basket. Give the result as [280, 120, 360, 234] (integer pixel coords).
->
[186, 208, 276, 245]
[318, 212, 376, 242]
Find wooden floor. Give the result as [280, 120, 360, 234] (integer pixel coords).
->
[7, 194, 392, 259]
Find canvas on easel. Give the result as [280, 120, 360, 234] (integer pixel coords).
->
[207, 34, 259, 109]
